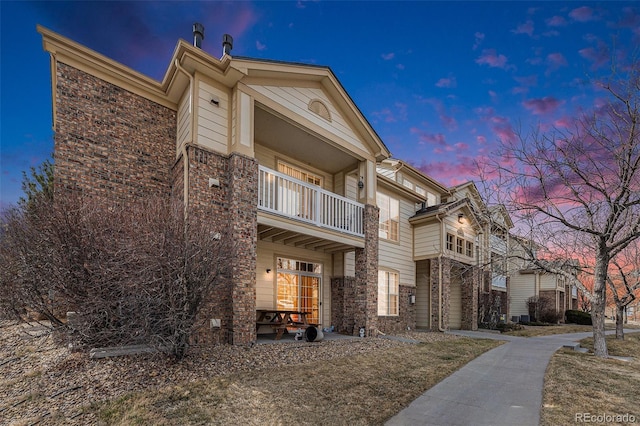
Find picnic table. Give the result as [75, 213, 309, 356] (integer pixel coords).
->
[256, 309, 313, 340]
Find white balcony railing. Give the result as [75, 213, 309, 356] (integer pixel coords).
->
[258, 165, 364, 237]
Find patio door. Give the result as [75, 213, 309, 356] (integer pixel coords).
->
[276, 257, 321, 324]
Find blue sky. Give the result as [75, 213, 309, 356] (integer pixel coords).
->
[1, 1, 638, 209]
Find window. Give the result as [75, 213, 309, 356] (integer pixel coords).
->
[378, 270, 399, 316]
[466, 241, 474, 258]
[377, 192, 399, 241]
[456, 237, 464, 254]
[446, 233, 454, 251]
[277, 161, 322, 186]
[402, 179, 414, 190]
[276, 257, 322, 324]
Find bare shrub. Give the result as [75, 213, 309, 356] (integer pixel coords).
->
[0, 193, 230, 359]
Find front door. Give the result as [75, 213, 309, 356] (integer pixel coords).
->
[276, 257, 321, 324]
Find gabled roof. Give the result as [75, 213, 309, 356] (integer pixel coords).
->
[38, 25, 390, 162]
[409, 197, 482, 231]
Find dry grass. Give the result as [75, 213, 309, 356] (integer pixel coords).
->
[504, 324, 594, 337]
[541, 333, 640, 426]
[93, 337, 501, 425]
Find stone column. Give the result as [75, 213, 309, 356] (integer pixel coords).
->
[227, 153, 258, 344]
[353, 204, 379, 336]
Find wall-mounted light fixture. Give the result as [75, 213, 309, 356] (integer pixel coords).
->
[210, 97, 220, 106]
[409, 294, 416, 304]
[358, 176, 364, 189]
[266, 268, 271, 274]
[458, 213, 464, 224]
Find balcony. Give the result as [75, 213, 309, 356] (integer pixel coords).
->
[258, 165, 364, 237]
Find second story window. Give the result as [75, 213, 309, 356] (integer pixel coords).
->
[466, 241, 474, 258]
[378, 192, 399, 241]
[277, 161, 322, 186]
[446, 233, 454, 251]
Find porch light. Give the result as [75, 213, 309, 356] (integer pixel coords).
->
[409, 294, 416, 304]
[458, 213, 464, 224]
[358, 177, 364, 189]
[266, 268, 272, 273]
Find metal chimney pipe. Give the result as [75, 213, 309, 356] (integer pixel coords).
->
[222, 34, 233, 56]
[193, 23, 205, 48]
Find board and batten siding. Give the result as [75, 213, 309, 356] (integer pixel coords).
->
[247, 84, 369, 154]
[196, 80, 229, 154]
[256, 240, 332, 327]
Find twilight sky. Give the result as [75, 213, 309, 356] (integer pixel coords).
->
[1, 1, 638, 209]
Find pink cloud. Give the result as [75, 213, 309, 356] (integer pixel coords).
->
[579, 44, 610, 70]
[454, 142, 470, 151]
[512, 20, 534, 36]
[435, 76, 457, 88]
[490, 115, 517, 143]
[372, 102, 408, 123]
[569, 6, 598, 22]
[546, 15, 568, 27]
[476, 49, 513, 70]
[554, 116, 574, 129]
[522, 97, 563, 115]
[473, 32, 485, 50]
[414, 157, 482, 187]
[476, 135, 487, 145]
[410, 127, 447, 146]
[381, 52, 395, 60]
[547, 53, 568, 68]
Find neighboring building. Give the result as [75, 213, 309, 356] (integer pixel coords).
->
[39, 25, 516, 344]
[508, 237, 579, 321]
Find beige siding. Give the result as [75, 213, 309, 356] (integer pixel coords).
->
[248, 84, 368, 153]
[254, 144, 335, 192]
[196, 80, 229, 154]
[414, 222, 441, 259]
[379, 197, 416, 288]
[510, 272, 537, 317]
[177, 90, 191, 151]
[415, 260, 430, 328]
[256, 240, 332, 326]
[539, 274, 558, 290]
[443, 217, 478, 265]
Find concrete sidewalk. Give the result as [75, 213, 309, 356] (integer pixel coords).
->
[386, 329, 635, 426]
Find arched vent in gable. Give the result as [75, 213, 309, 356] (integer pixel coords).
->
[308, 99, 332, 122]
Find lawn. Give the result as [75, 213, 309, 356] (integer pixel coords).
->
[92, 337, 501, 425]
[541, 332, 640, 426]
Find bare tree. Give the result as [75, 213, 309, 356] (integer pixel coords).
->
[0, 193, 230, 359]
[482, 64, 640, 357]
[606, 243, 640, 339]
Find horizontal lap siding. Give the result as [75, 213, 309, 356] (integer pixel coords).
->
[248, 84, 368, 153]
[177, 91, 191, 150]
[415, 260, 430, 328]
[414, 222, 441, 259]
[379, 198, 415, 288]
[256, 240, 332, 326]
[197, 80, 228, 154]
[510, 273, 535, 316]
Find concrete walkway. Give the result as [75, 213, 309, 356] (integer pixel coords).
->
[386, 329, 637, 426]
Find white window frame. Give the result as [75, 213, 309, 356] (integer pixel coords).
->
[377, 192, 400, 242]
[378, 270, 399, 316]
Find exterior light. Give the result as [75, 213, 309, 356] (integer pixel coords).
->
[458, 213, 464, 224]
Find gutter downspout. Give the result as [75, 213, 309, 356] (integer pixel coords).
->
[436, 213, 446, 332]
[174, 59, 194, 214]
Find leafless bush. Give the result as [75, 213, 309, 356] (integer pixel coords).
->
[526, 296, 558, 323]
[0, 193, 230, 359]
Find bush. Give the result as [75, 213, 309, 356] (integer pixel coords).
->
[565, 309, 592, 325]
[496, 323, 524, 333]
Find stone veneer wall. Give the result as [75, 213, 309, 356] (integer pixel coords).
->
[330, 276, 356, 334]
[185, 145, 258, 345]
[54, 62, 175, 201]
[430, 257, 451, 331]
[461, 266, 479, 330]
[353, 204, 379, 336]
[377, 285, 416, 333]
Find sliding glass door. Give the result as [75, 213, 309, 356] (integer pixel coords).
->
[276, 257, 321, 324]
